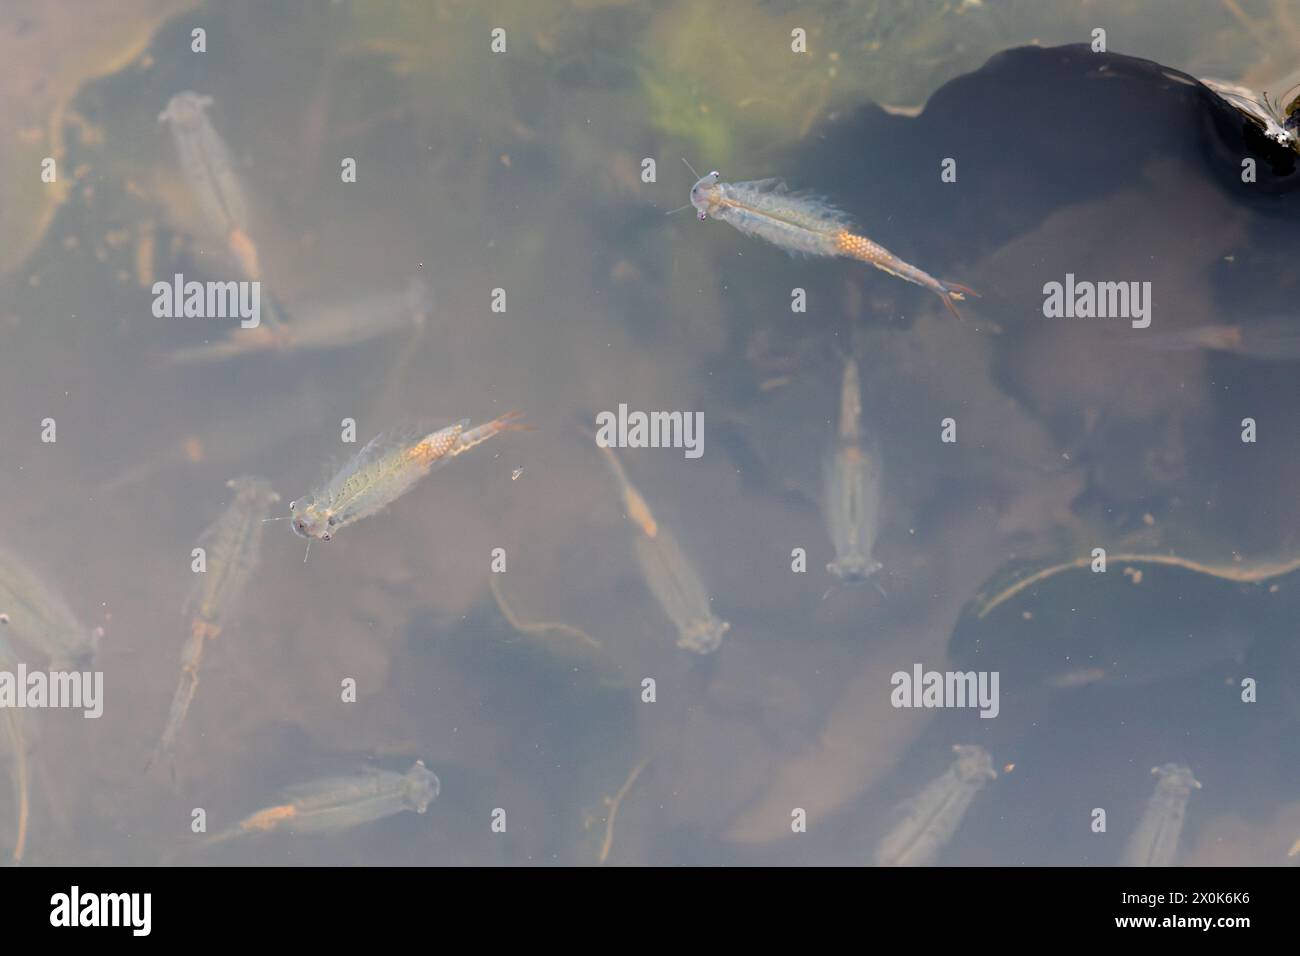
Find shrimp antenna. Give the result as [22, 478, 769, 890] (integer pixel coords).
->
[262, 515, 293, 523]
[303, 539, 312, 564]
[1218, 87, 1269, 112]
[681, 157, 701, 178]
[663, 202, 694, 216]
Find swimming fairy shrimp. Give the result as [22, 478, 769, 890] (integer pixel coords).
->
[202, 760, 439, 846]
[159, 91, 289, 330]
[0, 632, 30, 862]
[164, 277, 433, 365]
[150, 477, 279, 772]
[592, 440, 730, 655]
[823, 355, 884, 584]
[278, 412, 532, 557]
[874, 744, 997, 867]
[0, 550, 103, 669]
[1131, 319, 1300, 361]
[159, 92, 262, 281]
[1120, 763, 1200, 867]
[685, 163, 976, 318]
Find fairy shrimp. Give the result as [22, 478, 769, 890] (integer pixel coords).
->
[594, 441, 658, 539]
[0, 550, 102, 669]
[164, 277, 432, 365]
[1120, 764, 1201, 867]
[150, 477, 279, 771]
[593, 442, 729, 655]
[282, 412, 532, 551]
[875, 745, 997, 867]
[687, 167, 976, 318]
[202, 760, 439, 846]
[0, 634, 30, 862]
[1132, 320, 1300, 361]
[823, 356, 884, 583]
[158, 92, 267, 280]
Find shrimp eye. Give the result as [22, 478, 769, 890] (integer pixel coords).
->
[289, 501, 296, 511]
[697, 210, 707, 221]
[709, 170, 719, 179]
[322, 532, 332, 542]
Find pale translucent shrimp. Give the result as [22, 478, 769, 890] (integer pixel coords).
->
[689, 170, 976, 318]
[0, 550, 102, 668]
[151, 477, 279, 770]
[0, 633, 30, 862]
[823, 356, 883, 583]
[204, 760, 439, 846]
[1120, 763, 1201, 867]
[1133, 320, 1300, 361]
[164, 278, 433, 365]
[159, 92, 263, 281]
[594, 443, 729, 654]
[284, 412, 531, 546]
[875, 744, 997, 867]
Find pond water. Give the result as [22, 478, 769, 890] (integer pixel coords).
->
[2, 0, 1299, 866]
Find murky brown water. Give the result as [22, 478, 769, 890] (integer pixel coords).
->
[2, 1, 1300, 866]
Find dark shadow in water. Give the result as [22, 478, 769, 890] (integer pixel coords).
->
[708, 46, 1300, 864]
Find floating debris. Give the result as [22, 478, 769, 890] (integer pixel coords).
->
[597, 758, 649, 865]
[489, 575, 601, 653]
[972, 551, 1300, 621]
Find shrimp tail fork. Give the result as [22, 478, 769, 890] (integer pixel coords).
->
[938, 281, 979, 320]
[451, 411, 535, 457]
